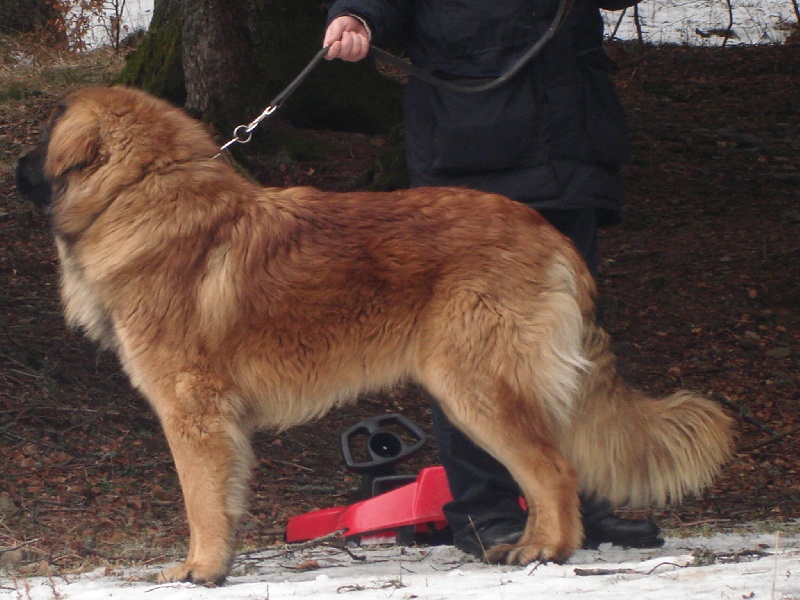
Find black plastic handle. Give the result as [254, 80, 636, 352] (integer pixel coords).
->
[340, 414, 428, 473]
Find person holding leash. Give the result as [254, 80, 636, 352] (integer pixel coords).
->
[323, 0, 664, 556]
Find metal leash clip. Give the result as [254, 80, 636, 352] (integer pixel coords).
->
[214, 46, 330, 159]
[216, 106, 278, 156]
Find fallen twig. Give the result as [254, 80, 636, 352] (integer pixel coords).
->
[711, 392, 776, 435]
[672, 518, 733, 528]
[710, 391, 800, 452]
[574, 561, 685, 577]
[0, 538, 41, 554]
[736, 424, 800, 452]
[236, 528, 349, 563]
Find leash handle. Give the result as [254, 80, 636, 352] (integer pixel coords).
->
[215, 46, 330, 157]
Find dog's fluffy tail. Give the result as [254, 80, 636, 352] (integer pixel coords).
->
[562, 325, 734, 508]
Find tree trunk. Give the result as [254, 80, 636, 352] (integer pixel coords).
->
[180, 0, 255, 120]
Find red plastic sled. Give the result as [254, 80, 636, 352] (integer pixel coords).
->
[285, 466, 453, 543]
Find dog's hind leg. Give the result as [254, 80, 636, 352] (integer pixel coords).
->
[151, 374, 253, 585]
[418, 266, 590, 564]
[427, 378, 583, 565]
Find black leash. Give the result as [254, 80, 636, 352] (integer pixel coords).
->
[215, 0, 572, 156]
[369, 0, 574, 94]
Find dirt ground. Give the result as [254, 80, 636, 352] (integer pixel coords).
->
[0, 40, 798, 575]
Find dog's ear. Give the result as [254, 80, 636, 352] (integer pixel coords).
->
[45, 101, 103, 179]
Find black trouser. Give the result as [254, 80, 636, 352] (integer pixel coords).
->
[428, 208, 614, 538]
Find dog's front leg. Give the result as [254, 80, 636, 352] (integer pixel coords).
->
[152, 376, 252, 585]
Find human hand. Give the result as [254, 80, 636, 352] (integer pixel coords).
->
[324, 15, 370, 61]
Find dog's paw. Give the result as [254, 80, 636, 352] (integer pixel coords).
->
[483, 542, 517, 564]
[485, 541, 573, 566]
[158, 561, 228, 586]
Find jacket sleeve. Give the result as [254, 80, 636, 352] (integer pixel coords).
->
[325, 0, 412, 48]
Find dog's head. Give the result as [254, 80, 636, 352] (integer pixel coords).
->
[14, 86, 219, 237]
[15, 93, 108, 213]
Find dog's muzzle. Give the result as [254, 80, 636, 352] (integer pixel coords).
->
[14, 148, 52, 212]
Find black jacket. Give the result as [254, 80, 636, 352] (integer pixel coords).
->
[327, 0, 637, 222]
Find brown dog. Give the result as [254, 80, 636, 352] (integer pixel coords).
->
[16, 86, 733, 585]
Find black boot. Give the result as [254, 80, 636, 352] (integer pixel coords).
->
[451, 512, 528, 558]
[582, 497, 664, 549]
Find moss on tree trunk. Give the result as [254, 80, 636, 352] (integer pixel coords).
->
[115, 0, 185, 105]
